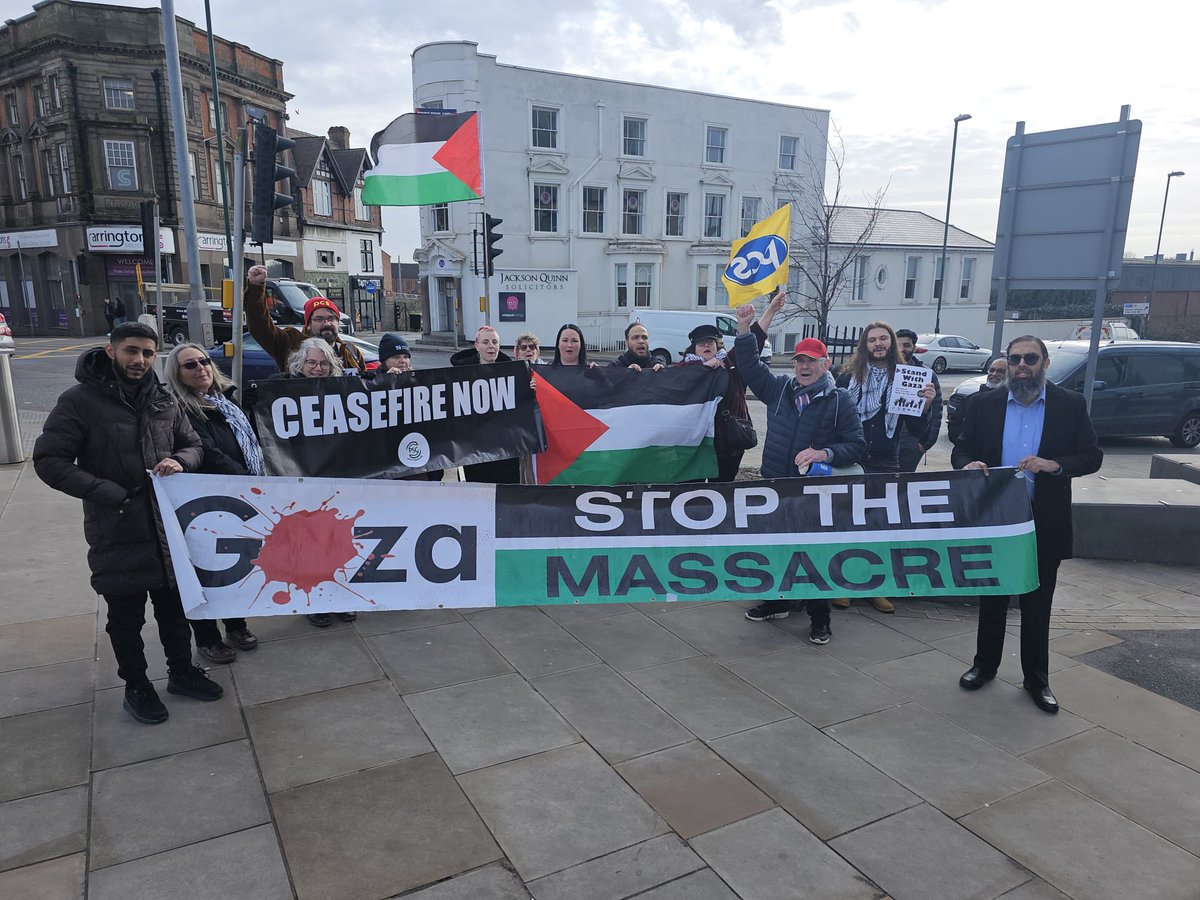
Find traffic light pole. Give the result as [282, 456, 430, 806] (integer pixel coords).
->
[231, 129, 246, 396]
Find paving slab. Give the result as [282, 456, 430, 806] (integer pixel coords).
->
[525, 833, 703, 900]
[724, 646, 907, 728]
[996, 879, 1072, 899]
[788, 609, 928, 668]
[615, 740, 773, 838]
[88, 824, 291, 900]
[0, 703, 91, 802]
[396, 863, 529, 899]
[405, 673, 578, 774]
[231, 628, 383, 706]
[540, 601, 636, 623]
[0, 614, 94, 673]
[0, 785, 87, 873]
[709, 718, 918, 840]
[94, 625, 168, 691]
[929, 630, 1078, 685]
[367, 620, 513, 693]
[652, 602, 800, 661]
[623, 656, 791, 740]
[1048, 664, 1200, 771]
[636, 869, 740, 899]
[0, 658, 93, 717]
[962, 780, 1200, 900]
[349, 606, 465, 635]
[458, 742, 668, 882]
[0, 532, 95, 626]
[89, 740, 269, 870]
[0, 495, 94, 536]
[469, 607, 601, 677]
[824, 703, 1049, 818]
[1022, 727, 1200, 855]
[691, 807, 882, 900]
[530, 664, 692, 763]
[861, 650, 1092, 755]
[830, 803, 1030, 900]
[239, 612, 355, 643]
[866, 611, 979, 642]
[0, 853, 86, 900]
[560, 611, 701, 672]
[246, 679, 433, 792]
[272, 753, 501, 900]
[1046, 629, 1124, 657]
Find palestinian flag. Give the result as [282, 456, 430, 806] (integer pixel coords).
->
[362, 111, 482, 206]
[532, 367, 727, 485]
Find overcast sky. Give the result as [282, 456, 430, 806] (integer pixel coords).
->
[55, 0, 1200, 264]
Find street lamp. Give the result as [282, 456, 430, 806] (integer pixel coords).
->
[1148, 170, 1185, 328]
[935, 113, 971, 335]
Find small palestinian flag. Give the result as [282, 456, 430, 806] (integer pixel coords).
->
[532, 367, 727, 485]
[362, 111, 482, 206]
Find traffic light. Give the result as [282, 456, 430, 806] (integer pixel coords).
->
[251, 122, 296, 245]
[483, 214, 503, 276]
[139, 200, 156, 259]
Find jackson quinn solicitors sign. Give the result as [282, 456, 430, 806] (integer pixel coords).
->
[153, 469, 1037, 618]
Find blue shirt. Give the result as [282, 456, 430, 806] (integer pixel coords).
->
[1002, 386, 1046, 497]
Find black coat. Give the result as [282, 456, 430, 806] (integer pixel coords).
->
[951, 381, 1103, 561]
[187, 388, 250, 475]
[33, 348, 203, 593]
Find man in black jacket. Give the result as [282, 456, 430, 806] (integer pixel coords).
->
[33, 323, 224, 725]
[610, 322, 664, 372]
[894, 328, 943, 472]
[952, 336, 1102, 714]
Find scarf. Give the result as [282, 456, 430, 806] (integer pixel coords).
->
[208, 391, 266, 476]
[849, 365, 900, 439]
[792, 371, 834, 414]
[681, 347, 728, 365]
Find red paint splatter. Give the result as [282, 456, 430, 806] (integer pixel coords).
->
[272, 591, 290, 605]
[253, 505, 363, 596]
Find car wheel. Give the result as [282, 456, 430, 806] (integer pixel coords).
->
[1170, 412, 1200, 448]
[167, 326, 188, 346]
[931, 356, 948, 374]
[651, 350, 672, 367]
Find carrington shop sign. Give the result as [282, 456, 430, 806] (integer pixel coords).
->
[86, 225, 177, 255]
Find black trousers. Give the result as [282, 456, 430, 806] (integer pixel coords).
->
[189, 617, 248, 645]
[973, 554, 1060, 691]
[716, 451, 745, 483]
[102, 587, 194, 687]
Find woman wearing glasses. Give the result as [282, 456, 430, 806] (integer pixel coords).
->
[165, 343, 267, 662]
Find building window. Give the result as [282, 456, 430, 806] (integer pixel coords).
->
[57, 143, 71, 193]
[904, 256, 921, 300]
[187, 152, 197, 198]
[207, 97, 227, 132]
[779, 135, 798, 170]
[622, 189, 646, 235]
[960, 257, 976, 299]
[696, 264, 710, 307]
[360, 239, 375, 272]
[317, 249, 335, 268]
[703, 193, 725, 239]
[666, 192, 686, 237]
[623, 116, 647, 156]
[740, 196, 761, 236]
[42, 149, 58, 195]
[533, 183, 559, 233]
[634, 263, 652, 307]
[933, 256, 944, 301]
[33, 85, 47, 119]
[582, 186, 605, 233]
[4, 94, 18, 127]
[103, 140, 138, 191]
[615, 263, 628, 308]
[705, 125, 727, 165]
[183, 87, 193, 120]
[211, 158, 231, 207]
[313, 180, 332, 216]
[49, 75, 62, 110]
[531, 106, 558, 149]
[431, 202, 449, 232]
[854, 255, 871, 302]
[103, 77, 135, 111]
[354, 186, 371, 221]
[9, 153, 28, 200]
[420, 99, 443, 110]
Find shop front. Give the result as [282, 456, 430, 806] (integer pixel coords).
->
[0, 227, 82, 336]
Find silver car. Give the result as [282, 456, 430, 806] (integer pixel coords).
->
[0, 313, 13, 351]
[915, 333, 992, 374]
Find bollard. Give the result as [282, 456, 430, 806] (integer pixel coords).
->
[0, 349, 24, 464]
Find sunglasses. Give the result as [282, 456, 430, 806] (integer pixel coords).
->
[1007, 353, 1042, 366]
[179, 357, 213, 371]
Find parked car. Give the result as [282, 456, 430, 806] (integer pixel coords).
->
[914, 334, 992, 373]
[0, 312, 13, 351]
[208, 332, 380, 383]
[947, 339, 1200, 448]
[265, 279, 354, 335]
[145, 300, 233, 346]
[1071, 320, 1140, 341]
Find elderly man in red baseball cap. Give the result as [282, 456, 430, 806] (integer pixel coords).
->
[243, 264, 366, 374]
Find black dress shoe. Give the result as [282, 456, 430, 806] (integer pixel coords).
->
[959, 666, 995, 690]
[1026, 684, 1059, 714]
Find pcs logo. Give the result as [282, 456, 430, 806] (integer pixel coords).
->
[724, 235, 787, 286]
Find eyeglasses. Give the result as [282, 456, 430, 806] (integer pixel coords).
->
[303, 360, 332, 369]
[179, 357, 213, 371]
[309, 314, 339, 325]
[1007, 353, 1042, 366]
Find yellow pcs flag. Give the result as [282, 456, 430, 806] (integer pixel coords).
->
[721, 203, 791, 307]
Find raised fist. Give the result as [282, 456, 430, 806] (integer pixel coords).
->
[247, 265, 267, 286]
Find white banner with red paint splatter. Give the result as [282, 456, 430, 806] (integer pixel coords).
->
[153, 473, 495, 618]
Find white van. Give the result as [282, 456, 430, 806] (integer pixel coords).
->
[628, 309, 770, 365]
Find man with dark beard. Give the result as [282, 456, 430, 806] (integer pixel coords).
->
[610, 322, 664, 372]
[894, 328, 943, 471]
[33, 323, 223, 724]
[952, 336, 1102, 714]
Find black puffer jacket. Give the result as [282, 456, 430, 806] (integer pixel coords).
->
[187, 387, 249, 475]
[610, 349, 653, 369]
[33, 348, 203, 593]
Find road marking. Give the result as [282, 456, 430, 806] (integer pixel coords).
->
[14, 343, 92, 360]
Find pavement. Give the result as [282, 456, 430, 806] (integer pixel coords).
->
[4, 446, 1200, 899]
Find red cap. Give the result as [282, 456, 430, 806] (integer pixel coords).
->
[304, 297, 341, 325]
[792, 338, 828, 360]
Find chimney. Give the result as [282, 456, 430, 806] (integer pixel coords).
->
[327, 126, 350, 150]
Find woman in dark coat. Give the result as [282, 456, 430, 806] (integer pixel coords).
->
[675, 323, 752, 482]
[165, 342, 266, 660]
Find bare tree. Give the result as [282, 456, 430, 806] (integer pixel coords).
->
[776, 120, 889, 341]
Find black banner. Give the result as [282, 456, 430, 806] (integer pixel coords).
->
[252, 362, 543, 478]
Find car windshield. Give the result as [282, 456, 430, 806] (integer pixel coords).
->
[1046, 347, 1088, 383]
[274, 283, 316, 310]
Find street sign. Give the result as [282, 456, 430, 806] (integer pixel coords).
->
[364, 280, 378, 295]
[1123, 302, 1149, 315]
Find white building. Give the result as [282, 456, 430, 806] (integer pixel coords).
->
[411, 41, 829, 349]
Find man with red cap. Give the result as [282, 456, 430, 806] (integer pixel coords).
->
[733, 303, 866, 642]
[243, 265, 365, 373]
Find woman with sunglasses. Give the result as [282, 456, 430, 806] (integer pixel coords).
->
[165, 343, 266, 662]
